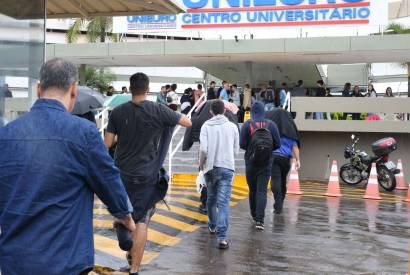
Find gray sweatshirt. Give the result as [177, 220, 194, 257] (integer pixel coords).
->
[199, 115, 239, 174]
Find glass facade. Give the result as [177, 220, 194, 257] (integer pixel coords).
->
[0, 0, 45, 124]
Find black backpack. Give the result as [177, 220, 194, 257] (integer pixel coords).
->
[248, 121, 273, 166]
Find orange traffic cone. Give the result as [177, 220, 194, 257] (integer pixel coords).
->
[363, 163, 382, 200]
[395, 159, 407, 190]
[323, 160, 342, 197]
[287, 160, 303, 195]
[403, 182, 410, 202]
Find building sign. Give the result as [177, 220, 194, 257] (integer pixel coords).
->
[113, 0, 388, 32]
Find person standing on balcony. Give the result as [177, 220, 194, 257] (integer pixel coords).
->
[104, 73, 192, 275]
[365, 84, 377, 97]
[199, 100, 239, 249]
[350, 85, 363, 120]
[314, 80, 326, 120]
[240, 101, 281, 230]
[385, 87, 394, 97]
[0, 58, 136, 275]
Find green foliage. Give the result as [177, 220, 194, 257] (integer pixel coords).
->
[66, 17, 123, 43]
[385, 23, 410, 35]
[84, 67, 116, 93]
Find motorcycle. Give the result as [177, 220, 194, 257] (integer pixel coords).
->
[340, 135, 400, 191]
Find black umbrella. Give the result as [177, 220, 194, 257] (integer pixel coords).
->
[72, 86, 105, 115]
[266, 108, 300, 146]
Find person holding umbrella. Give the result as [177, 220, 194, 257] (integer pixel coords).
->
[71, 86, 105, 124]
[266, 109, 301, 214]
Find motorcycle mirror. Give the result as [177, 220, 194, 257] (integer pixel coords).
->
[351, 134, 355, 140]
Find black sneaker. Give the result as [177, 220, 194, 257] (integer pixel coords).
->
[218, 240, 229, 249]
[198, 204, 207, 214]
[274, 209, 282, 215]
[208, 226, 216, 235]
[255, 221, 264, 231]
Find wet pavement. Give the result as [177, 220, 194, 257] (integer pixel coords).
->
[93, 180, 410, 274]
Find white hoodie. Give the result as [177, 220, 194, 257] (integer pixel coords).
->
[199, 115, 239, 174]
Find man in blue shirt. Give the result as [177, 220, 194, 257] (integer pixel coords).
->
[219, 82, 230, 101]
[0, 58, 135, 275]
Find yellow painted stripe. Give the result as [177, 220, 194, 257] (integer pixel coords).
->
[151, 213, 199, 232]
[170, 197, 237, 207]
[156, 204, 208, 222]
[169, 190, 247, 200]
[93, 219, 181, 246]
[172, 181, 249, 191]
[170, 185, 249, 196]
[94, 208, 110, 215]
[93, 265, 127, 275]
[94, 234, 159, 265]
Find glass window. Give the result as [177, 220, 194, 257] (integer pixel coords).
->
[0, 0, 45, 124]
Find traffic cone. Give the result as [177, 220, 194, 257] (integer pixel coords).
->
[395, 159, 407, 190]
[363, 163, 382, 200]
[403, 182, 410, 202]
[287, 160, 303, 195]
[323, 160, 342, 197]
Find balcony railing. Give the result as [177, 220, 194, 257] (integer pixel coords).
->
[291, 97, 410, 133]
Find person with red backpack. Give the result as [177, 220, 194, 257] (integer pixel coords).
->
[240, 101, 281, 230]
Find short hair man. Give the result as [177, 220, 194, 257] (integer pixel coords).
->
[0, 58, 135, 274]
[199, 100, 239, 249]
[104, 73, 191, 274]
[122, 86, 128, 93]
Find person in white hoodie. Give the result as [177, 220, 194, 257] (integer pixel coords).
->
[199, 100, 239, 249]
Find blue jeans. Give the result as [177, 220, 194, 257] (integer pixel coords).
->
[205, 167, 234, 241]
[314, 112, 324, 120]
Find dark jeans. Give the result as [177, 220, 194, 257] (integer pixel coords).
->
[246, 164, 270, 223]
[271, 155, 291, 212]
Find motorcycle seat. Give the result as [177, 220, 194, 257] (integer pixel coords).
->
[361, 155, 378, 164]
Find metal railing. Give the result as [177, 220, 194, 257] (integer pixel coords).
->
[291, 97, 410, 133]
[168, 93, 207, 180]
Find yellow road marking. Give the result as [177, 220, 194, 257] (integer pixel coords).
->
[151, 213, 199, 232]
[170, 197, 237, 207]
[94, 208, 110, 215]
[170, 185, 249, 196]
[169, 190, 247, 201]
[156, 204, 208, 222]
[94, 234, 159, 265]
[93, 219, 181, 246]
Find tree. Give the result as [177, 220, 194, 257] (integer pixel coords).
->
[66, 17, 123, 43]
[84, 67, 116, 93]
[383, 24, 410, 100]
[384, 23, 410, 35]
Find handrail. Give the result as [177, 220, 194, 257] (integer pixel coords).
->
[168, 93, 207, 180]
[95, 107, 110, 138]
[284, 92, 291, 112]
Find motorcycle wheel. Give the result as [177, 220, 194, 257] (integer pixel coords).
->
[377, 165, 396, 192]
[340, 164, 362, 185]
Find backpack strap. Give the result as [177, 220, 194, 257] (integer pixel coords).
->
[249, 120, 267, 135]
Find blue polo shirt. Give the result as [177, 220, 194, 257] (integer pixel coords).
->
[0, 99, 132, 274]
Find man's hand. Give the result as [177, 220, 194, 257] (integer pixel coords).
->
[295, 159, 301, 170]
[115, 214, 136, 232]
